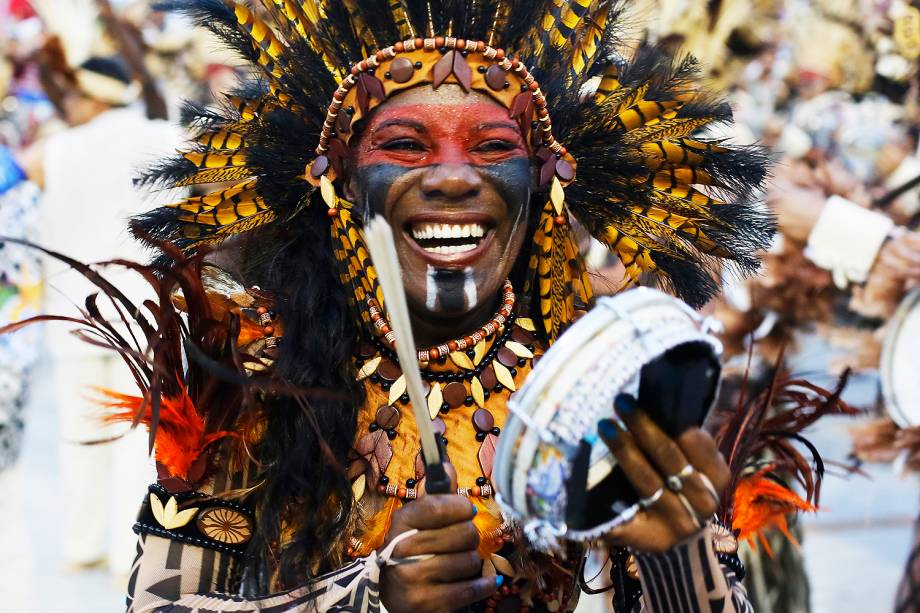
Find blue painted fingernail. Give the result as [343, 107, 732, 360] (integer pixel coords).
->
[471, 505, 478, 517]
[614, 393, 638, 415]
[597, 418, 618, 441]
[584, 432, 599, 445]
[495, 576, 504, 587]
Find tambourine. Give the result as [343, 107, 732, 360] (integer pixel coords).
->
[493, 288, 723, 548]
[881, 287, 920, 428]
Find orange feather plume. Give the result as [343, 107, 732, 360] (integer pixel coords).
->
[97, 383, 237, 480]
[731, 467, 816, 557]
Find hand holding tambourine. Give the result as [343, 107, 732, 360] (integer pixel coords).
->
[493, 288, 729, 552]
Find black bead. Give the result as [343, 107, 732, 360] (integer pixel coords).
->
[382, 382, 391, 391]
[477, 65, 487, 73]
[441, 436, 448, 445]
[406, 479, 417, 488]
[355, 359, 364, 368]
[441, 402, 449, 412]
[531, 120, 539, 128]
[474, 366, 483, 375]
[400, 393, 410, 403]
[346, 106, 356, 115]
[483, 390, 491, 400]
[464, 396, 474, 406]
[518, 358, 527, 367]
[414, 61, 423, 69]
[476, 476, 488, 486]
[466, 349, 476, 357]
[503, 81, 510, 89]
[437, 373, 448, 382]
[521, 84, 529, 91]
[464, 371, 475, 380]
[460, 50, 469, 57]
[369, 423, 380, 432]
[368, 68, 376, 74]
[422, 371, 434, 381]
[509, 368, 517, 377]
[370, 374, 380, 384]
[379, 475, 389, 485]
[439, 47, 447, 54]
[384, 71, 392, 79]
[491, 427, 501, 436]
[386, 429, 398, 440]
[476, 432, 486, 442]
[494, 384, 504, 393]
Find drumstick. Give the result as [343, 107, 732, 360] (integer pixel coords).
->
[363, 217, 452, 495]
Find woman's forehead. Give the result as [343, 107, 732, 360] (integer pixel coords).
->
[366, 84, 517, 129]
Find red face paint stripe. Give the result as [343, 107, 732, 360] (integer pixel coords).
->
[356, 102, 529, 168]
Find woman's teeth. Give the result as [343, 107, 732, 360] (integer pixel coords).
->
[410, 222, 487, 256]
[411, 223, 486, 240]
[422, 244, 478, 255]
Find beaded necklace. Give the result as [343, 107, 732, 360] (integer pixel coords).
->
[349, 282, 541, 504]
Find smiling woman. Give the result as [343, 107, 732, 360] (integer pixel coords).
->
[101, 1, 776, 612]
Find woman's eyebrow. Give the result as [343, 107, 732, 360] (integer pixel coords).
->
[374, 118, 427, 132]
[474, 120, 522, 132]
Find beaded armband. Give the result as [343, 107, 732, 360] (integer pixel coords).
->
[134, 484, 255, 558]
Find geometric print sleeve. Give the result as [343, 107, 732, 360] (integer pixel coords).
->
[633, 527, 753, 613]
[126, 519, 416, 612]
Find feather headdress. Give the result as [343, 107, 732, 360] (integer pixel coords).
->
[136, 0, 774, 341]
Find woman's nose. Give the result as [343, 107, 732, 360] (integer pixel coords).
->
[419, 163, 483, 201]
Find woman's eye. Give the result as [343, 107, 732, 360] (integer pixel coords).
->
[474, 140, 517, 153]
[381, 139, 425, 151]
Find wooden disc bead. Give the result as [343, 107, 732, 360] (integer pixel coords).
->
[472, 408, 494, 433]
[375, 405, 401, 429]
[443, 382, 467, 408]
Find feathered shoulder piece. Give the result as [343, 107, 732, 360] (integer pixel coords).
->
[135, 0, 774, 342]
[0, 240, 270, 493]
[713, 363, 858, 554]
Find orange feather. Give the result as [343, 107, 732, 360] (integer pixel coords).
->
[732, 467, 817, 557]
[97, 384, 236, 480]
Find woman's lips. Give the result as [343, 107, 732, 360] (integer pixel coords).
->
[402, 216, 495, 267]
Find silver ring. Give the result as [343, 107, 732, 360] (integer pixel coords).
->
[666, 464, 695, 492]
[696, 472, 721, 504]
[639, 487, 665, 509]
[676, 492, 703, 530]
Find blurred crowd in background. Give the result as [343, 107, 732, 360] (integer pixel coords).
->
[4, 0, 920, 611]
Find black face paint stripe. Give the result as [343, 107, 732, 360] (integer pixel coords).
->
[432, 268, 468, 311]
[354, 157, 533, 218]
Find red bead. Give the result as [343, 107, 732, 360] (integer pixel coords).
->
[554, 215, 566, 226]
[414, 38, 424, 48]
[397, 486, 407, 498]
[529, 81, 539, 92]
[495, 49, 505, 60]
[377, 485, 386, 494]
[327, 208, 339, 218]
[380, 325, 391, 334]
[256, 306, 268, 315]
[394, 42, 405, 52]
[428, 348, 440, 360]
[472, 486, 481, 496]
[456, 39, 466, 49]
[263, 326, 274, 336]
[375, 50, 386, 62]
[448, 340, 458, 351]
[464, 336, 474, 345]
[435, 36, 445, 47]
[351, 65, 360, 75]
